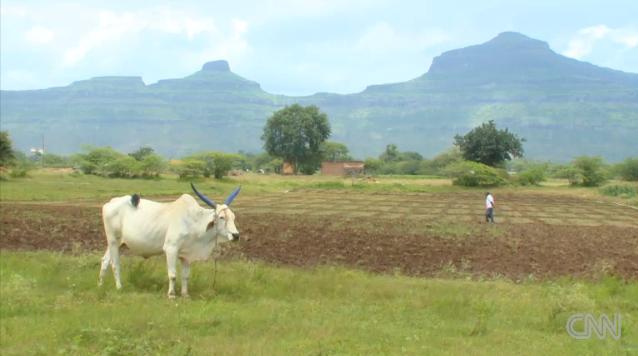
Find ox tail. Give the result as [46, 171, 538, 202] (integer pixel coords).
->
[131, 194, 141, 208]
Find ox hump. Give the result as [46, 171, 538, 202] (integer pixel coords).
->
[131, 194, 140, 208]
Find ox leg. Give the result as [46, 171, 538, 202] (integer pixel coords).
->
[165, 248, 178, 299]
[180, 258, 191, 298]
[98, 249, 111, 286]
[108, 242, 122, 289]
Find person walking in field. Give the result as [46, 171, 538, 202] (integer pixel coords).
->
[485, 192, 495, 223]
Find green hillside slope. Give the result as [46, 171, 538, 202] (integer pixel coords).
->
[2, 33, 637, 161]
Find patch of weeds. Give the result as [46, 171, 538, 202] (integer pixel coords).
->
[469, 299, 496, 336]
[483, 224, 507, 238]
[126, 260, 166, 292]
[63, 327, 185, 355]
[590, 259, 618, 280]
[428, 222, 472, 238]
[544, 282, 596, 333]
[307, 181, 347, 189]
[437, 261, 472, 279]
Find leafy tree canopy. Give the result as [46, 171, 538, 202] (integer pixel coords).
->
[617, 157, 638, 182]
[262, 104, 331, 174]
[129, 146, 155, 161]
[379, 144, 400, 162]
[454, 120, 524, 167]
[320, 141, 352, 162]
[0, 131, 16, 167]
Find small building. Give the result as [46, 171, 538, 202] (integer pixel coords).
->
[321, 161, 365, 176]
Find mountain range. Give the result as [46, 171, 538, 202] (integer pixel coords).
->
[1, 32, 637, 161]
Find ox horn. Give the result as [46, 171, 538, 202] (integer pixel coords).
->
[190, 183, 217, 209]
[224, 186, 241, 206]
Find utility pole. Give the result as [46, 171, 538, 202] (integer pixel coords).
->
[41, 134, 45, 169]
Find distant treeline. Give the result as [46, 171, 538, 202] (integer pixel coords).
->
[3, 144, 637, 188]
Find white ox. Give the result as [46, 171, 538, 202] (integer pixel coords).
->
[99, 183, 240, 298]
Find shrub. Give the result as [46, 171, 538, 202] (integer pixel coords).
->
[516, 165, 547, 186]
[599, 184, 637, 199]
[363, 158, 383, 174]
[138, 154, 166, 177]
[252, 153, 282, 173]
[108, 156, 140, 178]
[42, 153, 71, 168]
[9, 166, 30, 178]
[397, 160, 422, 175]
[74, 146, 165, 178]
[8, 155, 36, 178]
[73, 147, 123, 176]
[555, 165, 583, 185]
[444, 161, 509, 187]
[573, 156, 607, 187]
[172, 152, 239, 179]
[172, 159, 206, 179]
[210, 152, 239, 179]
[418, 148, 462, 176]
[617, 158, 638, 181]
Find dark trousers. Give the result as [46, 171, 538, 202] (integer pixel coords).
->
[486, 208, 494, 223]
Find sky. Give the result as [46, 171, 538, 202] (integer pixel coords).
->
[1, 0, 637, 95]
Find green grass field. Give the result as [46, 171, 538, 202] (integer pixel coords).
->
[1, 252, 636, 355]
[1, 170, 637, 354]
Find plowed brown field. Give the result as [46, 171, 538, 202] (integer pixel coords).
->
[2, 191, 637, 279]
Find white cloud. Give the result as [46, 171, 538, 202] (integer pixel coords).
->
[25, 26, 54, 44]
[0, 4, 28, 17]
[563, 25, 638, 59]
[62, 7, 247, 66]
[2, 69, 39, 89]
[355, 22, 450, 53]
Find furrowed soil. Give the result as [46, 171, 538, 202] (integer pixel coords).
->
[1, 191, 637, 280]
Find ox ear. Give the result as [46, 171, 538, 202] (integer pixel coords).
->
[224, 186, 241, 206]
[190, 182, 217, 209]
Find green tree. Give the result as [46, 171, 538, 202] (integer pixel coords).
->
[454, 120, 524, 167]
[129, 146, 155, 161]
[320, 141, 352, 162]
[183, 152, 239, 179]
[399, 151, 423, 161]
[420, 148, 463, 175]
[617, 157, 638, 181]
[0, 131, 16, 167]
[379, 144, 400, 162]
[262, 104, 331, 174]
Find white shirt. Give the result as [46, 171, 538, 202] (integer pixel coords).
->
[485, 194, 494, 209]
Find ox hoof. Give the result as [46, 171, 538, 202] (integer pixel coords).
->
[168, 294, 176, 300]
[182, 294, 191, 299]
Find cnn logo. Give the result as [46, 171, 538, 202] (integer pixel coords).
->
[566, 313, 622, 340]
